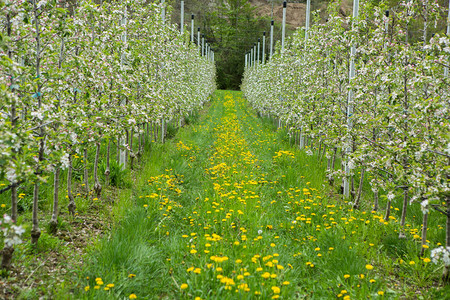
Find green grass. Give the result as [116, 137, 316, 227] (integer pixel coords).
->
[65, 90, 448, 299]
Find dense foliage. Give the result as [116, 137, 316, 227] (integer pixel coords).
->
[242, 0, 450, 281]
[0, 0, 215, 267]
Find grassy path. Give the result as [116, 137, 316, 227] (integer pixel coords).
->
[77, 91, 445, 300]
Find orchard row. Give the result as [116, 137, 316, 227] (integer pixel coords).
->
[0, 0, 215, 268]
[242, 0, 450, 281]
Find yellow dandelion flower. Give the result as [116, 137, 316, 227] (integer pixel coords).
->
[365, 264, 374, 270]
[129, 294, 137, 299]
[180, 283, 188, 290]
[271, 286, 281, 294]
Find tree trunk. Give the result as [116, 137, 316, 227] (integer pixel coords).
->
[130, 129, 134, 170]
[7, 7, 18, 226]
[384, 199, 392, 221]
[317, 140, 322, 157]
[83, 148, 89, 194]
[140, 124, 144, 156]
[146, 122, 149, 145]
[351, 175, 355, 200]
[329, 147, 337, 185]
[399, 187, 409, 239]
[31, 182, 41, 245]
[353, 168, 365, 210]
[320, 144, 326, 162]
[116, 137, 120, 164]
[49, 167, 60, 235]
[1, 246, 14, 270]
[125, 130, 129, 164]
[11, 186, 18, 222]
[93, 142, 102, 198]
[31, 0, 43, 246]
[161, 119, 165, 143]
[443, 196, 450, 283]
[105, 139, 111, 186]
[373, 189, 379, 211]
[67, 155, 76, 216]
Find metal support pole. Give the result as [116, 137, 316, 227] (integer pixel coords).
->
[180, 0, 184, 34]
[202, 35, 205, 56]
[161, 119, 165, 143]
[270, 20, 274, 57]
[300, 0, 311, 149]
[344, 0, 360, 199]
[251, 48, 253, 67]
[119, 9, 128, 170]
[191, 14, 194, 43]
[161, 0, 165, 23]
[305, 0, 311, 41]
[257, 38, 260, 65]
[281, 1, 286, 53]
[384, 10, 389, 51]
[197, 27, 201, 55]
[245, 53, 247, 68]
[445, 0, 450, 77]
[262, 32, 266, 64]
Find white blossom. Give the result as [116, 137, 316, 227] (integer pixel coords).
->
[420, 199, 429, 214]
[387, 191, 395, 201]
[6, 167, 17, 183]
[61, 152, 70, 170]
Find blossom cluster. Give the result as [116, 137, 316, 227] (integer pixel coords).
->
[0, 214, 25, 247]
